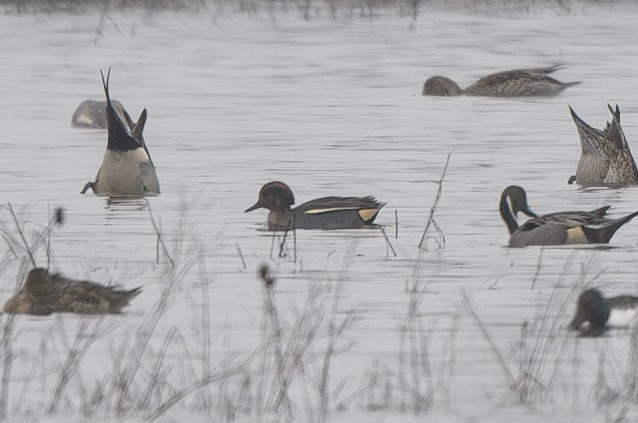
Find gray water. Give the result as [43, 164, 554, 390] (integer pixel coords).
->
[2, 4, 638, 422]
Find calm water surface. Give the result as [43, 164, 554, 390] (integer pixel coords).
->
[2, 4, 638, 421]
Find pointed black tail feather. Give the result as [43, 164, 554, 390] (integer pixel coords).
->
[583, 211, 638, 243]
[109, 286, 142, 312]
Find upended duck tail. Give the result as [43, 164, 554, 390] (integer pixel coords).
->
[583, 210, 638, 244]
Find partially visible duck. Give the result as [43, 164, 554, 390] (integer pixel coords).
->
[245, 181, 385, 230]
[423, 65, 580, 97]
[568, 104, 638, 187]
[81, 69, 160, 197]
[499, 185, 638, 247]
[71, 99, 131, 129]
[2, 268, 141, 315]
[570, 289, 638, 337]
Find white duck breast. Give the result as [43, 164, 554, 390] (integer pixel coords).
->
[81, 69, 160, 198]
[607, 307, 638, 328]
[93, 148, 158, 196]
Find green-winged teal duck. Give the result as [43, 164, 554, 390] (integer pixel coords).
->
[570, 289, 638, 337]
[245, 181, 385, 230]
[81, 69, 160, 197]
[2, 268, 141, 315]
[71, 99, 131, 129]
[568, 104, 638, 187]
[423, 65, 580, 97]
[499, 185, 638, 247]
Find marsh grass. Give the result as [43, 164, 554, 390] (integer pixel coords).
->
[1, 0, 608, 19]
[591, 317, 638, 412]
[0, 202, 374, 421]
[253, 251, 359, 422]
[0, 202, 625, 422]
[465, 253, 610, 406]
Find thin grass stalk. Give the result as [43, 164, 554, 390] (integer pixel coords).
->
[279, 229, 290, 259]
[137, 327, 180, 411]
[46, 205, 52, 269]
[0, 314, 15, 420]
[522, 256, 599, 402]
[418, 152, 452, 249]
[144, 353, 258, 422]
[625, 323, 638, 398]
[530, 246, 544, 290]
[257, 264, 292, 418]
[408, 280, 419, 408]
[15, 336, 48, 415]
[378, 225, 397, 257]
[518, 254, 580, 396]
[146, 200, 175, 270]
[48, 319, 105, 414]
[440, 305, 460, 408]
[417, 320, 434, 408]
[197, 249, 212, 412]
[114, 253, 194, 415]
[318, 245, 354, 423]
[398, 321, 406, 411]
[236, 245, 247, 270]
[277, 227, 297, 262]
[542, 292, 583, 401]
[0, 263, 32, 419]
[6, 203, 36, 267]
[462, 289, 515, 386]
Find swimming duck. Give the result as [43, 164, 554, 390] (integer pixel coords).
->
[71, 99, 131, 129]
[499, 185, 638, 247]
[568, 105, 638, 187]
[570, 289, 638, 337]
[423, 65, 580, 97]
[2, 268, 141, 315]
[245, 181, 385, 230]
[81, 69, 160, 197]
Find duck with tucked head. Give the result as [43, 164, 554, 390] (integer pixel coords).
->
[499, 185, 638, 247]
[71, 99, 131, 129]
[245, 181, 385, 230]
[570, 289, 638, 337]
[81, 69, 160, 198]
[568, 104, 638, 187]
[423, 65, 580, 97]
[2, 268, 142, 315]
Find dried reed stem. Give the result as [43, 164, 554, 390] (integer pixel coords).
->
[418, 152, 452, 249]
[462, 289, 515, 386]
[7, 203, 36, 267]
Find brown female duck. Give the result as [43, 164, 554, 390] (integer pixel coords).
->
[423, 65, 580, 97]
[568, 104, 638, 187]
[3, 268, 141, 315]
[71, 99, 131, 129]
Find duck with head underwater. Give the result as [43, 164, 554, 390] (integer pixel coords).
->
[423, 65, 580, 97]
[81, 69, 160, 198]
[245, 181, 385, 230]
[71, 99, 131, 129]
[570, 289, 638, 337]
[567, 104, 638, 187]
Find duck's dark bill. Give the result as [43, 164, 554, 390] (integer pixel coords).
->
[245, 202, 262, 213]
